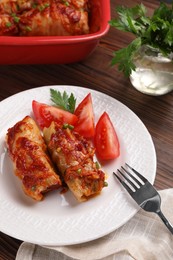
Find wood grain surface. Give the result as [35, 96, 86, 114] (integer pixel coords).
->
[0, 0, 173, 259]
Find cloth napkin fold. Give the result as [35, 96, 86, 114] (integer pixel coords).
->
[16, 189, 173, 260]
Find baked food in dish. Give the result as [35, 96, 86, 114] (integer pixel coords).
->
[43, 121, 105, 202]
[0, 0, 90, 36]
[6, 116, 62, 201]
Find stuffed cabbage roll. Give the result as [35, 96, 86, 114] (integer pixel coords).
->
[0, 0, 90, 36]
[43, 121, 105, 202]
[6, 116, 62, 201]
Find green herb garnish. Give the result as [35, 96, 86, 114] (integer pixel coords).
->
[25, 26, 32, 32]
[104, 181, 108, 187]
[38, 3, 49, 11]
[38, 5, 44, 11]
[50, 89, 76, 113]
[62, 0, 69, 6]
[77, 168, 82, 174]
[6, 22, 12, 28]
[11, 13, 20, 23]
[62, 123, 74, 130]
[32, 3, 38, 8]
[95, 161, 100, 169]
[109, 3, 173, 77]
[13, 16, 20, 23]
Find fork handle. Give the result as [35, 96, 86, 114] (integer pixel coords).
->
[157, 210, 173, 235]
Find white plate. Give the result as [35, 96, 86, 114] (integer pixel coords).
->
[0, 85, 156, 246]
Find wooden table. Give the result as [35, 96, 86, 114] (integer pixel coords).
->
[0, 0, 173, 259]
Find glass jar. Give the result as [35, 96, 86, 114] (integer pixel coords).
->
[130, 45, 173, 96]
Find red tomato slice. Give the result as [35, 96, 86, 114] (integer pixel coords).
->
[94, 112, 120, 160]
[32, 100, 78, 129]
[74, 93, 95, 138]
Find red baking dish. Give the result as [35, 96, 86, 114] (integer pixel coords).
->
[0, 0, 110, 65]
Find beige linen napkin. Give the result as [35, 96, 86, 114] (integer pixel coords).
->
[16, 189, 173, 260]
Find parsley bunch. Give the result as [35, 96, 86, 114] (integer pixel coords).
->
[109, 3, 173, 77]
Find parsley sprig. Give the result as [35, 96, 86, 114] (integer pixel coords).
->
[109, 3, 173, 77]
[50, 89, 76, 113]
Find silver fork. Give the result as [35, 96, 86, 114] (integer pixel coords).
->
[113, 163, 173, 235]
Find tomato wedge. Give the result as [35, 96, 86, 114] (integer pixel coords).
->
[94, 112, 120, 160]
[32, 100, 78, 129]
[74, 93, 95, 138]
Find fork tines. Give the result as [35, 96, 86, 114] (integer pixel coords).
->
[113, 163, 147, 193]
[113, 164, 173, 235]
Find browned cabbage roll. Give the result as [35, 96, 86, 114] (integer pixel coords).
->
[43, 121, 105, 202]
[6, 116, 62, 201]
[0, 0, 90, 36]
